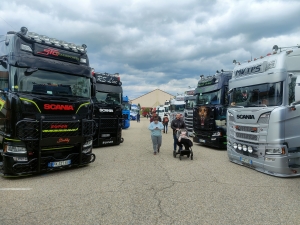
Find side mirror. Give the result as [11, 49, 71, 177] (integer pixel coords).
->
[91, 84, 96, 97]
[0, 57, 7, 69]
[295, 76, 300, 102]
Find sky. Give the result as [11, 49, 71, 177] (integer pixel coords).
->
[1, 0, 300, 99]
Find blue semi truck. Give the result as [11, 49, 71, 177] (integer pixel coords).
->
[122, 96, 130, 129]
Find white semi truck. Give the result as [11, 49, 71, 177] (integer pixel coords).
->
[227, 45, 300, 177]
[169, 95, 185, 121]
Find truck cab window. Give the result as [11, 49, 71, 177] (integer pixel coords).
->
[289, 77, 296, 105]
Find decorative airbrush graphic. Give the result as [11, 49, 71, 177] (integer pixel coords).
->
[198, 106, 211, 128]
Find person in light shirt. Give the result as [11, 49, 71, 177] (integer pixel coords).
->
[148, 116, 164, 155]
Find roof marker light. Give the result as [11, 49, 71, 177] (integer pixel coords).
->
[39, 35, 50, 43]
[59, 40, 69, 48]
[27, 32, 39, 39]
[49, 38, 60, 46]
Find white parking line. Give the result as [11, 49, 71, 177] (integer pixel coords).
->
[0, 188, 32, 191]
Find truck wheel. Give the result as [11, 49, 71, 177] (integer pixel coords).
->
[120, 138, 124, 143]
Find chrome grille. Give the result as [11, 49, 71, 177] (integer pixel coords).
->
[236, 132, 258, 141]
[229, 115, 234, 122]
[236, 126, 257, 133]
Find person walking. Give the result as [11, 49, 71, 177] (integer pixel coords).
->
[162, 114, 169, 134]
[150, 113, 161, 123]
[171, 113, 186, 154]
[148, 116, 164, 155]
[137, 113, 140, 122]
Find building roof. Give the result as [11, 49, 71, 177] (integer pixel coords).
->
[131, 89, 175, 108]
[131, 89, 174, 101]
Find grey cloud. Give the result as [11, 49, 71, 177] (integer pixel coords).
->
[0, 0, 299, 99]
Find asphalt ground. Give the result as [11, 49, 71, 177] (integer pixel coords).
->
[1, 117, 300, 225]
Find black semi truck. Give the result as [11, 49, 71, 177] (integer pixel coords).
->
[0, 27, 96, 176]
[193, 71, 232, 149]
[92, 72, 123, 147]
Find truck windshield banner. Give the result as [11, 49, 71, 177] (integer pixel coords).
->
[34, 43, 80, 63]
[185, 90, 195, 95]
[234, 61, 267, 77]
[95, 74, 119, 85]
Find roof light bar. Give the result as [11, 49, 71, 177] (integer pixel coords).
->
[19, 27, 87, 53]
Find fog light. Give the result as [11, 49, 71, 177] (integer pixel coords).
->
[242, 145, 247, 151]
[238, 144, 242, 150]
[248, 146, 253, 153]
[13, 157, 28, 162]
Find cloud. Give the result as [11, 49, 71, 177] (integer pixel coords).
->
[0, 0, 300, 98]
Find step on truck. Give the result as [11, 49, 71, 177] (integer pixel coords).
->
[92, 72, 123, 147]
[0, 27, 96, 176]
[122, 96, 130, 129]
[193, 71, 232, 148]
[184, 89, 196, 134]
[227, 45, 300, 177]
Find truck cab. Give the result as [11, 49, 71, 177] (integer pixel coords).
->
[0, 27, 95, 176]
[92, 72, 123, 146]
[227, 45, 300, 177]
[193, 71, 232, 148]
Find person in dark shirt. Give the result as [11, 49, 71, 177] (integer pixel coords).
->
[171, 113, 186, 153]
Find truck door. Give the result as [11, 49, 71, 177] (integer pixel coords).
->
[284, 76, 300, 148]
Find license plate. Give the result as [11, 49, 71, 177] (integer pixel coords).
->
[199, 139, 205, 143]
[48, 160, 71, 168]
[240, 157, 252, 165]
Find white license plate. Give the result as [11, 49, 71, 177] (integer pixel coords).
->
[240, 157, 252, 165]
[48, 160, 71, 168]
[199, 139, 205, 143]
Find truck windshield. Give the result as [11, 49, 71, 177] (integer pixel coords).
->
[122, 103, 131, 110]
[170, 104, 185, 111]
[230, 82, 283, 107]
[186, 99, 196, 109]
[10, 66, 90, 98]
[96, 92, 121, 105]
[197, 89, 221, 105]
[157, 109, 165, 113]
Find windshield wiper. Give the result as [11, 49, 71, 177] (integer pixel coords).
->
[18, 91, 53, 96]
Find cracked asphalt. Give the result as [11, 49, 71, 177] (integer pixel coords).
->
[1, 117, 300, 225]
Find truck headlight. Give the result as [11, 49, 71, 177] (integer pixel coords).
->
[6, 146, 27, 154]
[265, 148, 283, 155]
[233, 143, 237, 149]
[242, 145, 247, 151]
[212, 132, 221, 136]
[83, 140, 93, 147]
[82, 147, 92, 154]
